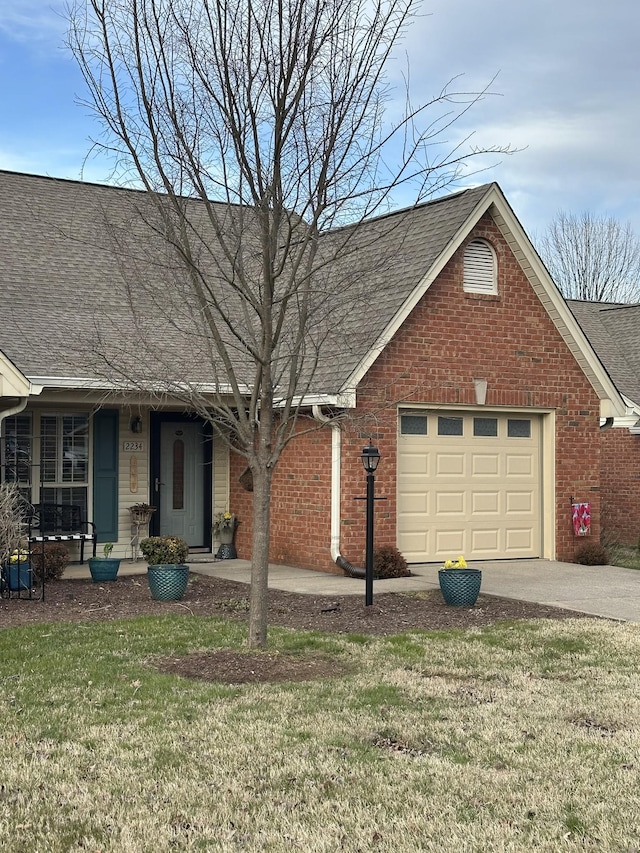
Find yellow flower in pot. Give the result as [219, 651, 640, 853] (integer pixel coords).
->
[438, 555, 481, 606]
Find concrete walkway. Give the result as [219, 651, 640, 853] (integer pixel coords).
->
[66, 556, 640, 622]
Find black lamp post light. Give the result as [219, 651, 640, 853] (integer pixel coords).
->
[361, 439, 381, 607]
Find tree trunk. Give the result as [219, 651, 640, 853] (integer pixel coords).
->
[248, 464, 272, 648]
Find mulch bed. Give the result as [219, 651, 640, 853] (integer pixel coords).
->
[0, 573, 594, 683]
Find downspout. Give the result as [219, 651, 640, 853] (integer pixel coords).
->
[0, 397, 28, 426]
[0, 397, 29, 474]
[312, 405, 366, 578]
[600, 417, 614, 431]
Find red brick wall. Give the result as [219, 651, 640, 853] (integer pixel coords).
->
[601, 428, 640, 545]
[230, 212, 603, 569]
[229, 420, 336, 572]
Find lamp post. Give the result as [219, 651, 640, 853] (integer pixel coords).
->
[361, 439, 381, 607]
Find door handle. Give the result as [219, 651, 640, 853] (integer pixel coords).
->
[154, 478, 164, 492]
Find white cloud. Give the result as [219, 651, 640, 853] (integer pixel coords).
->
[0, 1, 65, 36]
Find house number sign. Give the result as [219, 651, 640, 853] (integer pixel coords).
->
[123, 441, 145, 452]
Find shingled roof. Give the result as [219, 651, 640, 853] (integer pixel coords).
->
[0, 170, 627, 417]
[568, 300, 640, 406]
[0, 170, 490, 394]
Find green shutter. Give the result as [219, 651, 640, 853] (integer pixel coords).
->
[92, 410, 119, 542]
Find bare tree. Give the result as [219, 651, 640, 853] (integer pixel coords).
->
[66, 0, 511, 648]
[539, 211, 640, 303]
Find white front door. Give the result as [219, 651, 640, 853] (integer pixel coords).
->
[159, 421, 205, 547]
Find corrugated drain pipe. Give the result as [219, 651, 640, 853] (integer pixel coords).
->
[312, 406, 367, 579]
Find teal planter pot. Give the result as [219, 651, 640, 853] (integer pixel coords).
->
[6, 561, 32, 592]
[438, 568, 482, 606]
[147, 564, 189, 601]
[88, 557, 121, 583]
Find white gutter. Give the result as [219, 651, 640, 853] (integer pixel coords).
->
[0, 397, 28, 419]
[27, 376, 355, 409]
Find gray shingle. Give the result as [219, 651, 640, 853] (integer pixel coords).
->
[567, 300, 640, 405]
[0, 170, 492, 394]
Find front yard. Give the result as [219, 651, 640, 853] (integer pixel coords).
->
[1, 612, 640, 851]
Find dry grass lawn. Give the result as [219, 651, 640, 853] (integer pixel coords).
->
[1, 613, 639, 851]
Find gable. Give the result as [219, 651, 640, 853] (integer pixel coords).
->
[344, 185, 626, 419]
[356, 214, 601, 412]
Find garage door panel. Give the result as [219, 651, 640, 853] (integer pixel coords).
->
[505, 528, 533, 553]
[436, 453, 465, 476]
[472, 454, 500, 476]
[471, 529, 500, 553]
[506, 491, 533, 514]
[398, 450, 429, 475]
[398, 411, 541, 562]
[400, 532, 429, 554]
[436, 491, 465, 514]
[435, 529, 465, 553]
[398, 490, 429, 514]
[472, 491, 500, 514]
[506, 454, 533, 477]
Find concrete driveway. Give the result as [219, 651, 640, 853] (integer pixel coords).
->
[191, 556, 640, 622]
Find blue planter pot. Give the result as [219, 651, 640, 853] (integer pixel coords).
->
[6, 561, 32, 592]
[88, 557, 121, 582]
[147, 564, 189, 601]
[438, 569, 482, 606]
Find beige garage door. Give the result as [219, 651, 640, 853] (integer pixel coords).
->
[398, 411, 541, 562]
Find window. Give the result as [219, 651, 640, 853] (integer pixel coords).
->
[3, 414, 32, 502]
[2, 412, 89, 515]
[438, 416, 463, 436]
[40, 414, 89, 515]
[463, 239, 497, 294]
[473, 417, 498, 437]
[507, 419, 531, 438]
[400, 414, 428, 435]
[173, 439, 185, 510]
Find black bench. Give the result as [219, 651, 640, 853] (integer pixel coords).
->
[28, 504, 97, 563]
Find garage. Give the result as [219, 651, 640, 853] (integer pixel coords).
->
[397, 410, 542, 562]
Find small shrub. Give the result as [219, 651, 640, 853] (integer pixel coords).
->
[373, 546, 410, 579]
[140, 535, 189, 565]
[575, 542, 609, 566]
[30, 542, 70, 581]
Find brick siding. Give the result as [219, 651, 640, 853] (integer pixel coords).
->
[230, 213, 603, 570]
[601, 428, 640, 546]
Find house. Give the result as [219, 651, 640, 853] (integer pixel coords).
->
[0, 170, 627, 570]
[567, 301, 640, 547]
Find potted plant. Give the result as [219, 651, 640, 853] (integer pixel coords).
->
[0, 483, 32, 596]
[438, 555, 482, 606]
[140, 535, 190, 600]
[88, 542, 121, 583]
[129, 503, 156, 561]
[5, 547, 32, 592]
[212, 511, 239, 559]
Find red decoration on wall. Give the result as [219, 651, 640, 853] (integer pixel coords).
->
[572, 502, 591, 536]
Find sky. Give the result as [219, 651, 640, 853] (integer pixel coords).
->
[0, 0, 638, 239]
